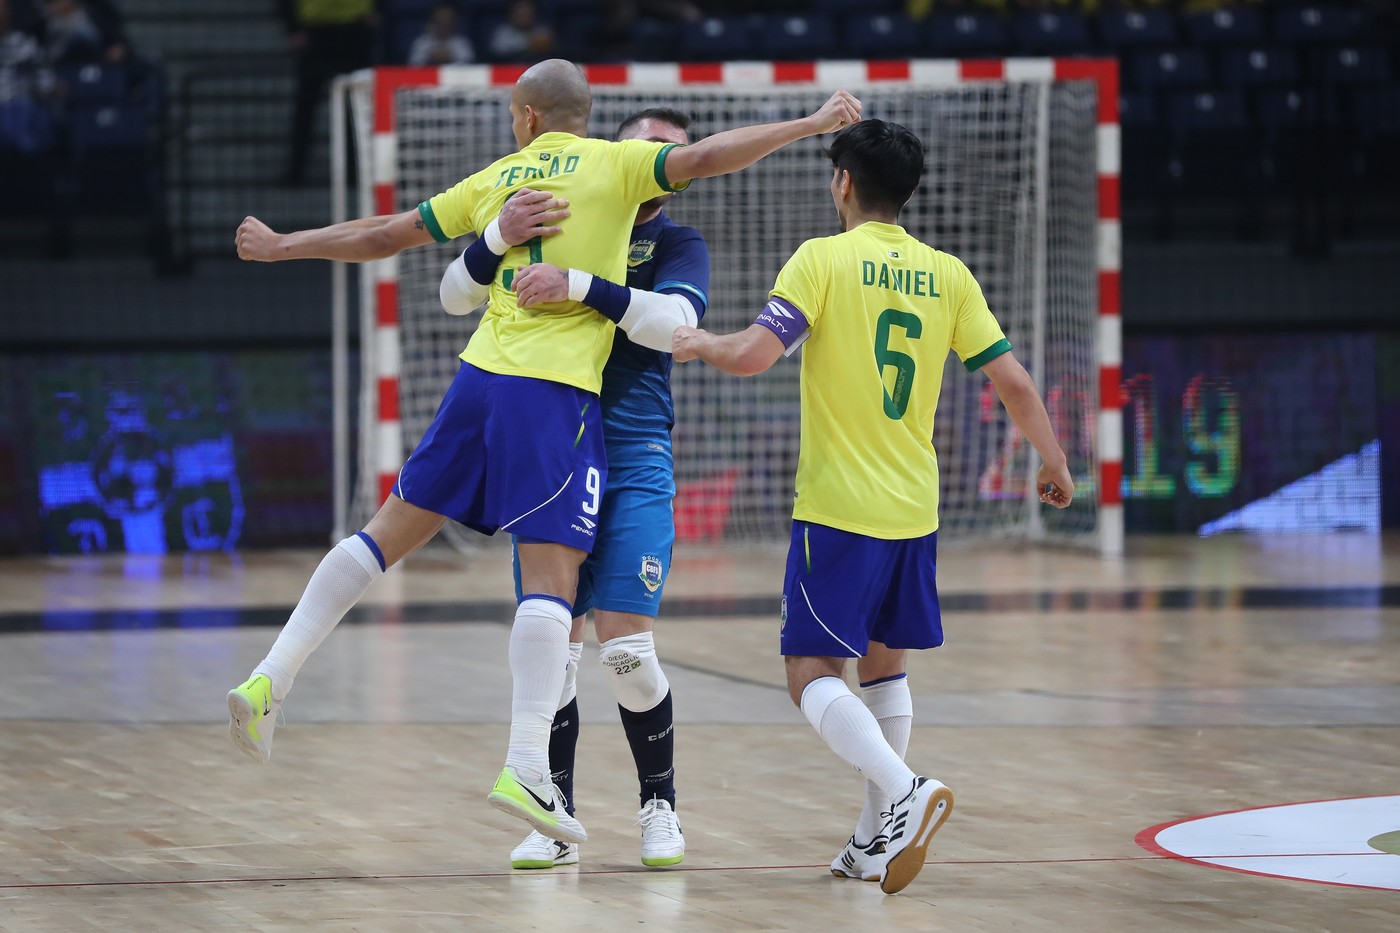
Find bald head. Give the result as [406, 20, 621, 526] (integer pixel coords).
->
[509, 59, 591, 145]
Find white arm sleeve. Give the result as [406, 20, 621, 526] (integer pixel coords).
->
[439, 219, 508, 316]
[616, 290, 700, 352]
[440, 255, 490, 316]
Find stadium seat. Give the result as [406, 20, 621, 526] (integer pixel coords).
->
[813, 0, 900, 14]
[924, 12, 1008, 57]
[1164, 89, 1258, 200]
[1182, 7, 1264, 47]
[382, 0, 439, 15]
[843, 13, 923, 60]
[387, 15, 429, 64]
[1167, 89, 1249, 134]
[1323, 47, 1392, 87]
[1132, 49, 1212, 92]
[1271, 4, 1362, 44]
[1010, 11, 1093, 55]
[54, 64, 129, 105]
[70, 103, 149, 153]
[1097, 9, 1177, 49]
[677, 16, 755, 61]
[755, 13, 839, 61]
[1219, 48, 1299, 89]
[628, 17, 679, 63]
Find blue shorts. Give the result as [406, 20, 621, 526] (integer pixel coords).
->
[395, 362, 606, 553]
[514, 453, 675, 616]
[780, 521, 943, 658]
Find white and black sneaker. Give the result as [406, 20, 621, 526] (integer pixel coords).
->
[510, 830, 579, 870]
[830, 822, 890, 882]
[880, 777, 954, 895]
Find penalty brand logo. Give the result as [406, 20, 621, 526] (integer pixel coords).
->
[780, 595, 787, 631]
[639, 555, 664, 593]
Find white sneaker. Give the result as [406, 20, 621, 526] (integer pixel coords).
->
[880, 776, 954, 895]
[510, 830, 579, 870]
[830, 823, 890, 882]
[227, 673, 282, 763]
[637, 797, 685, 867]
[487, 767, 588, 844]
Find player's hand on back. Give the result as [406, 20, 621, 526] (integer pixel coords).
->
[498, 188, 570, 247]
[806, 91, 862, 135]
[1037, 462, 1074, 509]
[235, 216, 282, 261]
[512, 263, 569, 308]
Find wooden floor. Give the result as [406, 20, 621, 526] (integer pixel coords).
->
[1, 534, 1398, 931]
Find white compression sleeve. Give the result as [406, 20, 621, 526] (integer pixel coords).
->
[439, 254, 491, 316]
[615, 290, 699, 352]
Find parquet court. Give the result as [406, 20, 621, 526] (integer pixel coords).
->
[1, 533, 1397, 931]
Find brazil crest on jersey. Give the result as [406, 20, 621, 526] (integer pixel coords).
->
[765, 222, 1010, 539]
[419, 133, 689, 395]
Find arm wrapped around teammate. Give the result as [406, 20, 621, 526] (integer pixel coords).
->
[562, 270, 699, 352]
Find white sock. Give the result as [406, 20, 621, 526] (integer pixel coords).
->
[800, 676, 916, 805]
[856, 676, 913, 842]
[506, 597, 573, 785]
[559, 640, 583, 710]
[255, 534, 383, 701]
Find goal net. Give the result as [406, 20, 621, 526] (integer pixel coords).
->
[334, 61, 1122, 555]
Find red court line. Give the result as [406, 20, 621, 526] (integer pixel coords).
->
[2, 852, 1387, 891]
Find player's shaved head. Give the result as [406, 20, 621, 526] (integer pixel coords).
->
[512, 59, 592, 132]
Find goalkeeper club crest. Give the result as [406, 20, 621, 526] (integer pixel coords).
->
[627, 238, 656, 268]
[639, 554, 664, 593]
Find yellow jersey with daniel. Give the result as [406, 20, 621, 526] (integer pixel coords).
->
[418, 134, 688, 395]
[760, 221, 1010, 539]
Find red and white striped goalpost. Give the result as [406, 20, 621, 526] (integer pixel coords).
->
[332, 58, 1123, 557]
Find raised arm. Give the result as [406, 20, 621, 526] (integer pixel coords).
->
[236, 210, 434, 263]
[662, 90, 861, 185]
[980, 352, 1075, 508]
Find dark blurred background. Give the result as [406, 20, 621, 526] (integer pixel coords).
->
[1, 0, 1397, 554]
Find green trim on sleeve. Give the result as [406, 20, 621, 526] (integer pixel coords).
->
[654, 143, 691, 193]
[963, 337, 1013, 372]
[417, 201, 449, 244]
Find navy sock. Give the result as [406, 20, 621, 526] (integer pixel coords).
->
[549, 697, 580, 816]
[618, 691, 676, 809]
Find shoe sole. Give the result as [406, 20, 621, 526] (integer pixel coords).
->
[511, 855, 579, 870]
[227, 691, 269, 764]
[487, 791, 589, 844]
[641, 853, 684, 868]
[880, 785, 955, 895]
[830, 867, 882, 882]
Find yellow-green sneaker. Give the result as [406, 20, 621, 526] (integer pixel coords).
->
[637, 797, 685, 867]
[487, 767, 588, 844]
[227, 673, 281, 764]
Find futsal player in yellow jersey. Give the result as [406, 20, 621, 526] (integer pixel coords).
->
[673, 119, 1074, 895]
[226, 59, 862, 847]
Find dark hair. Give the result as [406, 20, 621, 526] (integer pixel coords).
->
[615, 107, 693, 140]
[824, 119, 924, 215]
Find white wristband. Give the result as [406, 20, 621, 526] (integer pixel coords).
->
[483, 217, 509, 255]
[567, 268, 593, 302]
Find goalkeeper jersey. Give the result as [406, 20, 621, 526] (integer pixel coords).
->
[762, 222, 1010, 539]
[419, 132, 688, 395]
